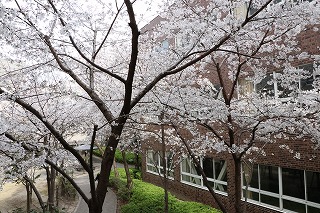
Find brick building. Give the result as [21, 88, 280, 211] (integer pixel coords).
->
[140, 1, 320, 213]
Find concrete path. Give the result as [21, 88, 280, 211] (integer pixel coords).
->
[73, 173, 117, 213]
[73, 156, 118, 213]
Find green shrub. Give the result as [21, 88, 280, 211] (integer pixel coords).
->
[120, 178, 220, 213]
[110, 176, 126, 190]
[110, 176, 132, 201]
[117, 185, 132, 201]
[114, 150, 141, 166]
[92, 149, 103, 157]
[58, 176, 77, 199]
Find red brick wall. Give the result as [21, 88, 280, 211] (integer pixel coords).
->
[142, 136, 320, 213]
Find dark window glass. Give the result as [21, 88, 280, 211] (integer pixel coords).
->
[207, 180, 214, 188]
[260, 165, 279, 193]
[261, 194, 279, 207]
[282, 168, 305, 199]
[250, 164, 259, 189]
[300, 64, 315, 91]
[256, 74, 274, 97]
[203, 158, 213, 178]
[182, 174, 190, 182]
[167, 152, 174, 170]
[215, 160, 227, 181]
[306, 171, 320, 203]
[159, 152, 164, 167]
[277, 81, 296, 98]
[243, 190, 259, 201]
[216, 183, 227, 192]
[283, 199, 306, 213]
[308, 206, 320, 213]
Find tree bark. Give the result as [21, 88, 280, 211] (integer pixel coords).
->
[24, 175, 45, 211]
[46, 166, 55, 213]
[122, 151, 132, 189]
[233, 156, 243, 213]
[161, 120, 169, 213]
[26, 181, 31, 213]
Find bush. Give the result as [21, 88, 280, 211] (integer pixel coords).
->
[92, 149, 103, 157]
[58, 176, 77, 199]
[114, 150, 141, 166]
[109, 176, 132, 201]
[120, 177, 220, 213]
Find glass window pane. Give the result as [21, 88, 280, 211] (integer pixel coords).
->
[147, 150, 153, 164]
[308, 206, 320, 213]
[206, 180, 214, 188]
[215, 160, 227, 182]
[153, 152, 159, 166]
[166, 152, 173, 170]
[147, 165, 157, 173]
[260, 165, 279, 193]
[238, 79, 254, 96]
[256, 73, 274, 97]
[203, 158, 213, 178]
[300, 64, 314, 91]
[182, 159, 190, 173]
[182, 174, 190, 182]
[249, 164, 259, 189]
[190, 176, 201, 185]
[182, 158, 198, 175]
[159, 152, 164, 167]
[261, 194, 279, 207]
[243, 190, 259, 201]
[306, 171, 320, 203]
[216, 183, 227, 192]
[283, 199, 306, 213]
[282, 168, 305, 199]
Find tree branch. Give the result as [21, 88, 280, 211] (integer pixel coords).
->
[45, 159, 89, 204]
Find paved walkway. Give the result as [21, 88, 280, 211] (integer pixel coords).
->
[74, 156, 119, 213]
[73, 173, 117, 213]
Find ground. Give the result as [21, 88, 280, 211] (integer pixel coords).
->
[0, 173, 79, 213]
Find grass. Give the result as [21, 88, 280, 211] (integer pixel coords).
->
[110, 169, 220, 213]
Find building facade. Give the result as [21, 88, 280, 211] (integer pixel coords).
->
[140, 1, 320, 213]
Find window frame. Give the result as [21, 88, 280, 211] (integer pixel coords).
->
[180, 157, 228, 195]
[237, 63, 317, 99]
[242, 164, 320, 213]
[146, 150, 174, 179]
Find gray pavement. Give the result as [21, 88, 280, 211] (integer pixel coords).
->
[73, 173, 117, 213]
[73, 156, 117, 213]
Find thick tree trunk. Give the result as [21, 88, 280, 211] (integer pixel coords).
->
[95, 125, 124, 212]
[113, 158, 119, 178]
[122, 151, 132, 189]
[88, 199, 102, 213]
[24, 175, 45, 211]
[233, 157, 243, 213]
[161, 117, 169, 213]
[26, 181, 31, 213]
[46, 166, 56, 213]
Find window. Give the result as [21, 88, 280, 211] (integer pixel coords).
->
[146, 150, 174, 178]
[155, 39, 169, 52]
[237, 63, 317, 99]
[234, 2, 258, 20]
[181, 157, 227, 193]
[175, 33, 191, 49]
[299, 64, 318, 91]
[242, 164, 320, 213]
[238, 78, 254, 97]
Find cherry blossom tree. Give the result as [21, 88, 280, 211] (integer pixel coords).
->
[0, 0, 319, 213]
[135, 1, 320, 213]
